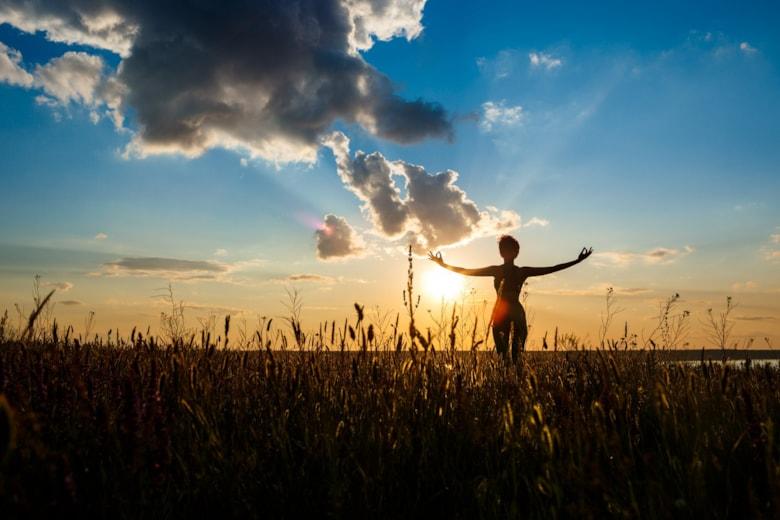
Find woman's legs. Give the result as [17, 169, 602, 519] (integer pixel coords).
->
[493, 303, 527, 361]
[509, 310, 528, 362]
[492, 320, 510, 359]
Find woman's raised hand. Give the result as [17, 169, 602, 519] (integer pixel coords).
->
[428, 251, 444, 265]
[577, 247, 593, 262]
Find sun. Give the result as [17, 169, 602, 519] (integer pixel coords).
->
[423, 268, 465, 302]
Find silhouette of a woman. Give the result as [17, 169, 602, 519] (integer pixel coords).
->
[428, 236, 592, 361]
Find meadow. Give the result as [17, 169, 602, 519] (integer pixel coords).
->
[0, 257, 778, 518]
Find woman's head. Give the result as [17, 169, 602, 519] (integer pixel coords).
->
[498, 235, 520, 261]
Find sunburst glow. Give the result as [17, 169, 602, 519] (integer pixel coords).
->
[423, 268, 464, 301]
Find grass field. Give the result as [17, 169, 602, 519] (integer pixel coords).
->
[1, 256, 778, 518]
[1, 334, 779, 518]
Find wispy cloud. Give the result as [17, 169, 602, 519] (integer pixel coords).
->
[731, 281, 759, 292]
[95, 256, 264, 282]
[762, 231, 780, 261]
[480, 100, 524, 132]
[532, 282, 651, 297]
[522, 217, 550, 228]
[685, 30, 762, 60]
[282, 273, 337, 283]
[593, 246, 695, 267]
[529, 51, 562, 70]
[739, 41, 758, 55]
[58, 299, 83, 306]
[272, 273, 367, 285]
[43, 281, 74, 292]
[94, 232, 108, 240]
[476, 50, 516, 79]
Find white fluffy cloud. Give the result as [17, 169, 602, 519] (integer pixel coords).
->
[0, 41, 33, 86]
[529, 51, 562, 70]
[3, 48, 126, 127]
[0, 4, 137, 56]
[344, 0, 427, 52]
[34, 52, 105, 106]
[324, 132, 519, 252]
[480, 100, 523, 132]
[315, 214, 366, 260]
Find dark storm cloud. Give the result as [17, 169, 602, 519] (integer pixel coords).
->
[0, 0, 451, 162]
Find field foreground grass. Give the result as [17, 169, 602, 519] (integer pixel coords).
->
[1, 342, 779, 518]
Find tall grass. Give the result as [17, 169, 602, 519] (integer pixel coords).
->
[0, 264, 777, 517]
[1, 338, 778, 517]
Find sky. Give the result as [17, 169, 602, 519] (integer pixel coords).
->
[0, 0, 778, 348]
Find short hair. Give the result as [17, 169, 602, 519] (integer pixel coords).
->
[498, 235, 520, 258]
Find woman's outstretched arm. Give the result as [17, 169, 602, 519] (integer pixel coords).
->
[427, 252, 498, 277]
[523, 247, 593, 277]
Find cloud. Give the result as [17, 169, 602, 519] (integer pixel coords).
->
[522, 217, 549, 228]
[58, 299, 83, 306]
[529, 51, 562, 70]
[732, 281, 759, 292]
[272, 272, 367, 284]
[345, 0, 427, 52]
[0, 0, 450, 164]
[0, 41, 33, 86]
[532, 283, 651, 297]
[99, 256, 231, 280]
[315, 214, 366, 260]
[94, 232, 108, 240]
[0, 4, 137, 56]
[476, 49, 516, 79]
[739, 41, 757, 55]
[593, 245, 694, 267]
[43, 281, 74, 292]
[213, 248, 228, 257]
[35, 52, 105, 105]
[284, 273, 338, 283]
[762, 232, 780, 261]
[735, 315, 775, 322]
[324, 132, 519, 252]
[5, 48, 126, 127]
[480, 100, 523, 132]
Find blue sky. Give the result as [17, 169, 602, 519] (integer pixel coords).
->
[0, 0, 778, 345]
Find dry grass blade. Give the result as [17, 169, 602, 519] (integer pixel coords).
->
[22, 289, 55, 341]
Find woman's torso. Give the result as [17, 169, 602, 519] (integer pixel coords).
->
[493, 264, 526, 303]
